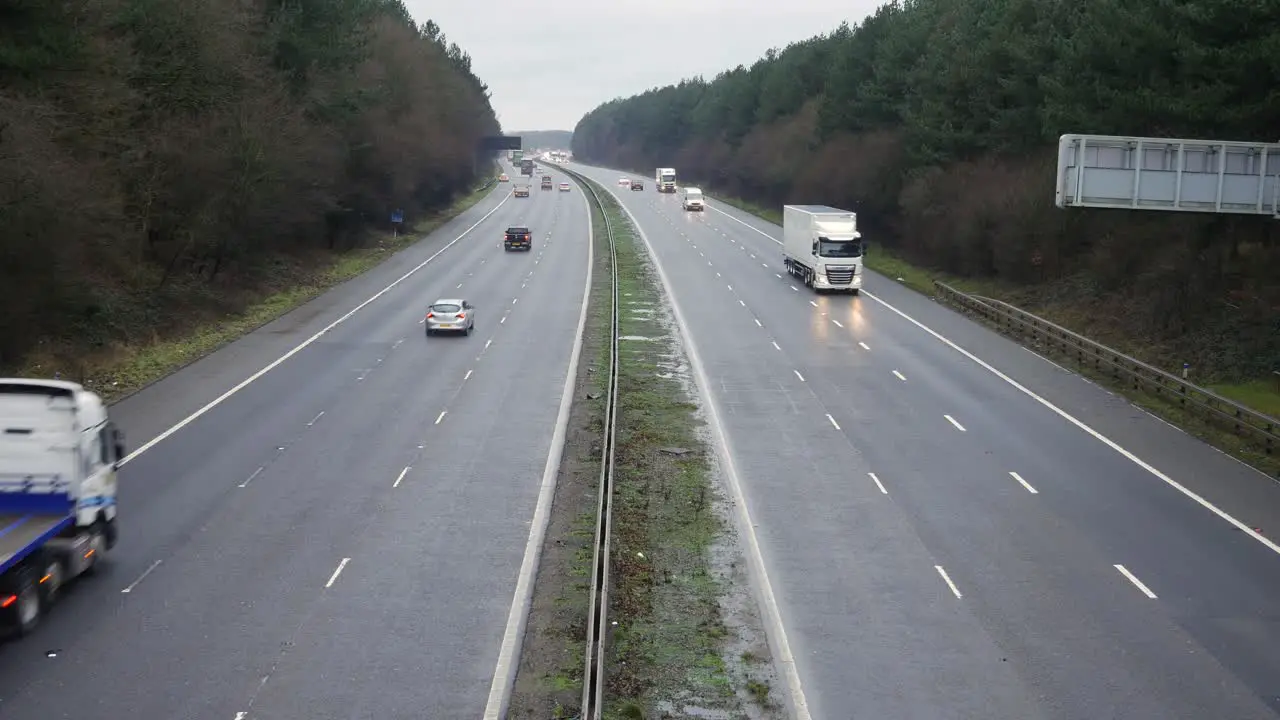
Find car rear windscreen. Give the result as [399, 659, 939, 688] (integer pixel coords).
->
[507, 227, 529, 234]
[432, 304, 461, 313]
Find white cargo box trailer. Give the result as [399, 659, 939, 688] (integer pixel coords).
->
[782, 205, 864, 293]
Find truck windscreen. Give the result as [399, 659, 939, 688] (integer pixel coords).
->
[661, 174, 675, 182]
[817, 238, 863, 258]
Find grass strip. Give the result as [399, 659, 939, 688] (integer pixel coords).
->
[18, 178, 498, 402]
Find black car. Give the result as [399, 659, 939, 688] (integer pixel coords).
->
[504, 226, 532, 251]
[630, 180, 644, 191]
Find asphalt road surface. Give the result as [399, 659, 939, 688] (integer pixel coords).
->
[0, 170, 591, 719]
[569, 162, 1280, 720]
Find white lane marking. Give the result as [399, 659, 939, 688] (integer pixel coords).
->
[717, 272, 721, 277]
[324, 558, 351, 588]
[868, 472, 888, 494]
[500, 316, 507, 324]
[392, 338, 404, 348]
[944, 414, 966, 432]
[485, 179, 594, 720]
[485, 339, 493, 349]
[727, 284, 733, 291]
[754, 318, 763, 327]
[118, 192, 511, 466]
[434, 411, 447, 425]
[393, 466, 410, 488]
[120, 559, 163, 594]
[771, 341, 781, 351]
[235, 713, 246, 720]
[306, 411, 324, 426]
[790, 285, 799, 292]
[1114, 564, 1158, 598]
[831, 320, 843, 328]
[739, 299, 746, 307]
[935, 565, 963, 598]
[892, 370, 906, 382]
[457, 283, 463, 289]
[858, 341, 870, 350]
[512, 297, 518, 305]
[809, 300, 818, 307]
[775, 273, 783, 279]
[419, 317, 425, 324]
[826, 414, 841, 430]
[239, 466, 264, 488]
[464, 369, 473, 380]
[763, 263, 769, 268]
[1009, 471, 1038, 494]
[794, 370, 805, 382]
[599, 186, 812, 720]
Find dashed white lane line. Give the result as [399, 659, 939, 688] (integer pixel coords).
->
[775, 273, 783, 279]
[794, 370, 805, 382]
[809, 300, 818, 308]
[435, 411, 447, 425]
[1114, 564, 1158, 598]
[755, 318, 763, 327]
[892, 370, 907, 382]
[935, 565, 963, 598]
[831, 319, 843, 328]
[826, 414, 841, 430]
[485, 339, 492, 349]
[858, 341, 870, 350]
[393, 466, 410, 488]
[790, 285, 799, 292]
[944, 414, 967, 432]
[120, 559, 163, 594]
[739, 299, 746, 307]
[457, 283, 463, 288]
[512, 297, 518, 304]
[771, 341, 781, 351]
[239, 466, 264, 488]
[324, 558, 351, 588]
[500, 316, 507, 324]
[464, 369, 473, 381]
[727, 284, 733, 291]
[868, 472, 888, 494]
[306, 411, 325, 426]
[1009, 471, 1038, 493]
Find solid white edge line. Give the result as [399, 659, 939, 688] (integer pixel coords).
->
[119, 190, 511, 467]
[935, 565, 963, 598]
[1009, 471, 1038, 494]
[1114, 564, 1158, 598]
[482, 174, 594, 720]
[868, 472, 888, 494]
[593, 177, 813, 720]
[710, 199, 1280, 558]
[324, 557, 350, 588]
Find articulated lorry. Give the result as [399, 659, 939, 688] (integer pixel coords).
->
[782, 205, 865, 294]
[654, 167, 677, 193]
[1, 379, 123, 636]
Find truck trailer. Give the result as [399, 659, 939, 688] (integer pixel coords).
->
[1, 379, 123, 636]
[782, 205, 865, 294]
[654, 167, 677, 193]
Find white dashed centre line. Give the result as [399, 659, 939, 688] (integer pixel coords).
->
[775, 273, 783, 279]
[393, 466, 410, 488]
[809, 300, 818, 307]
[868, 472, 888, 494]
[944, 414, 966, 432]
[456, 283, 463, 289]
[464, 369, 473, 380]
[791, 285, 799, 292]
[892, 370, 906, 382]
[1115, 564, 1158, 598]
[306, 411, 325, 426]
[239, 467, 264, 489]
[485, 339, 492, 349]
[794, 370, 805, 382]
[831, 320, 843, 328]
[771, 341, 781, 351]
[435, 411, 447, 425]
[1009, 471, 1038, 493]
[754, 318, 763, 327]
[120, 559, 163, 594]
[935, 566, 962, 598]
[739, 299, 746, 307]
[826, 414, 841, 430]
[858, 341, 870, 350]
[324, 558, 351, 588]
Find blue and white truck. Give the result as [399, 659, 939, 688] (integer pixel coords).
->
[1, 378, 123, 636]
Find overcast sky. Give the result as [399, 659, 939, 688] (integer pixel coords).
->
[403, 1, 884, 132]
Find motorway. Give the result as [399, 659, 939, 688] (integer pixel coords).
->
[566, 162, 1280, 719]
[0, 168, 591, 719]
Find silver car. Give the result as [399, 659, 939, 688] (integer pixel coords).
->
[425, 299, 475, 336]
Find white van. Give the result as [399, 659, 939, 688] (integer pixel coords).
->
[680, 186, 704, 211]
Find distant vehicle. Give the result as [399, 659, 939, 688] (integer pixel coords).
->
[425, 299, 475, 336]
[559, 182, 571, 192]
[618, 177, 631, 187]
[782, 205, 864, 294]
[520, 158, 535, 176]
[654, 167, 677, 193]
[680, 186, 704, 211]
[541, 175, 553, 189]
[1, 378, 124, 636]
[505, 226, 533, 251]
[499, 173, 509, 182]
[514, 184, 530, 198]
[630, 180, 644, 191]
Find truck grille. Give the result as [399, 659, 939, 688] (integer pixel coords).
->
[825, 267, 855, 284]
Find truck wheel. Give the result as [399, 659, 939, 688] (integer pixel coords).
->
[38, 557, 64, 605]
[80, 524, 106, 576]
[9, 571, 42, 637]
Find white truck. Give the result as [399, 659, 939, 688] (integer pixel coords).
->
[1, 378, 123, 636]
[782, 205, 865, 294]
[654, 167, 677, 193]
[681, 186, 704, 211]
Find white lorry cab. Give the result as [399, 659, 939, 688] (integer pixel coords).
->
[782, 205, 865, 294]
[655, 167, 677, 193]
[0, 379, 123, 635]
[680, 186, 705, 211]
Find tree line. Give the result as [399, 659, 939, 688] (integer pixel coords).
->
[572, 0, 1279, 380]
[0, 0, 498, 370]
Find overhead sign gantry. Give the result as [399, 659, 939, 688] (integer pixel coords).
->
[1056, 133, 1280, 217]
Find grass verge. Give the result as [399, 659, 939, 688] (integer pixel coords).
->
[708, 189, 1280, 478]
[17, 178, 499, 402]
[508, 173, 782, 719]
